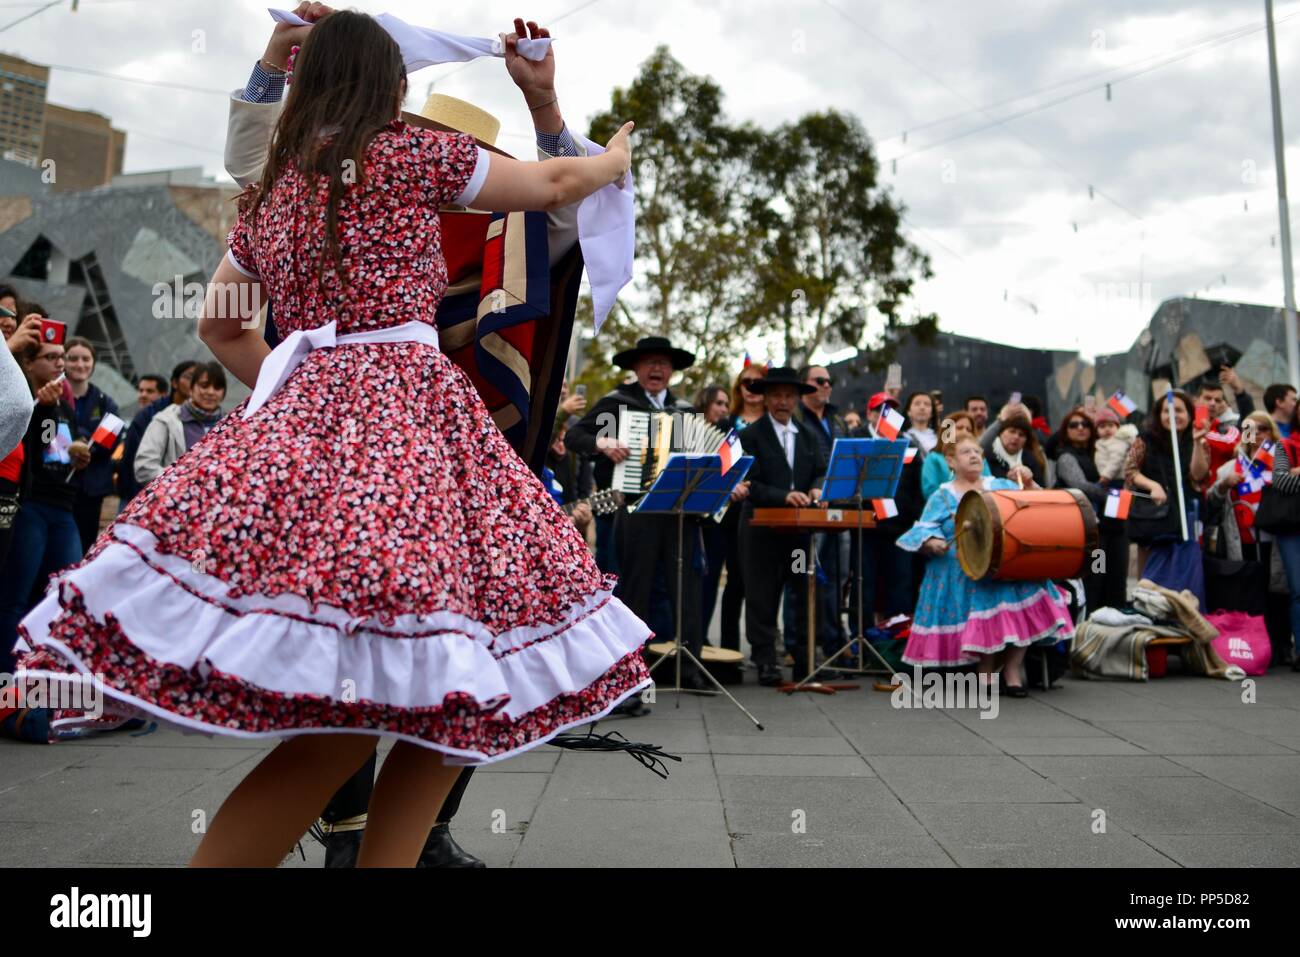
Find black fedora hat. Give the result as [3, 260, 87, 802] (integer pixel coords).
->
[748, 366, 816, 395]
[613, 336, 695, 371]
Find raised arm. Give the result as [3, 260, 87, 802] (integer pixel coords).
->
[469, 122, 632, 214]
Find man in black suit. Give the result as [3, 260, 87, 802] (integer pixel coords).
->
[565, 336, 710, 693]
[739, 367, 828, 685]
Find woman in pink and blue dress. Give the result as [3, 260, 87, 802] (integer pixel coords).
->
[11, 11, 647, 866]
[896, 436, 1074, 696]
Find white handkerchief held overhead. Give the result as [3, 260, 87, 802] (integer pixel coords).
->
[267, 9, 551, 68]
[573, 134, 635, 335]
[264, 8, 633, 335]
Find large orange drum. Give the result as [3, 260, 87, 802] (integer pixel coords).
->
[956, 488, 1097, 581]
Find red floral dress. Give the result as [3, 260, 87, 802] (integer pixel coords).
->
[14, 120, 650, 763]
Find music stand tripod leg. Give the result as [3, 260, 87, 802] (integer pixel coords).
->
[647, 473, 764, 728]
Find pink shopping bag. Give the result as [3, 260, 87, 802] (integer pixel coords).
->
[1206, 610, 1271, 676]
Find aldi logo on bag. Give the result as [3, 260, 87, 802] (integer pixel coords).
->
[1227, 636, 1254, 661]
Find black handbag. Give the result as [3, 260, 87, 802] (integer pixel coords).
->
[1254, 486, 1300, 535]
[1126, 495, 1175, 545]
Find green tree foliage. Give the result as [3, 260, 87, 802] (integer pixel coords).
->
[579, 47, 936, 394]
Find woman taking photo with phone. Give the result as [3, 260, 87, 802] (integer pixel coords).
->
[11, 10, 647, 865]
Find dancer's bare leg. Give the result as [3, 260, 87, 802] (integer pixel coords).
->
[1003, 645, 1028, 687]
[357, 741, 462, 867]
[190, 734, 379, 867]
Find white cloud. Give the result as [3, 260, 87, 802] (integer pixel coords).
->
[5, 0, 1298, 358]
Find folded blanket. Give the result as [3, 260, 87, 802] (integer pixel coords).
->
[1071, 620, 1190, 681]
[1074, 580, 1243, 681]
[1089, 607, 1154, 627]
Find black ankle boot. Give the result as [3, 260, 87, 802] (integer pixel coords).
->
[323, 828, 363, 868]
[417, 823, 486, 868]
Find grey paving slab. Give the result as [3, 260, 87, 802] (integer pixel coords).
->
[0, 742, 105, 789]
[720, 776, 925, 837]
[840, 720, 1004, 756]
[475, 750, 559, 773]
[4, 669, 1300, 867]
[1165, 755, 1300, 815]
[1094, 720, 1295, 755]
[1175, 706, 1300, 738]
[731, 833, 955, 867]
[714, 754, 874, 777]
[1139, 832, 1300, 867]
[950, 702, 1114, 737]
[1048, 775, 1299, 835]
[869, 756, 1078, 804]
[1027, 685, 1192, 722]
[707, 734, 858, 755]
[447, 771, 548, 833]
[514, 797, 733, 867]
[586, 716, 710, 754]
[1018, 755, 1201, 778]
[989, 736, 1147, 756]
[61, 743, 263, 771]
[0, 766, 218, 824]
[543, 751, 720, 801]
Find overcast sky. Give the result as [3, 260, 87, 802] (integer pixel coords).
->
[5, 0, 1299, 362]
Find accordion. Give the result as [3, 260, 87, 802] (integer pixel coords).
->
[611, 410, 729, 496]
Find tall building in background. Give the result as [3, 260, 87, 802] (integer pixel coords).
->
[0, 52, 126, 190]
[0, 53, 49, 167]
[41, 103, 125, 191]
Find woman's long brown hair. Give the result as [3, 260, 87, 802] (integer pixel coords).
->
[245, 11, 407, 298]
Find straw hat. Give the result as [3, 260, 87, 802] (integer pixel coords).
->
[402, 93, 507, 155]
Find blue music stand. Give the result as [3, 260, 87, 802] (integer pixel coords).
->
[635, 454, 763, 728]
[800, 437, 909, 689]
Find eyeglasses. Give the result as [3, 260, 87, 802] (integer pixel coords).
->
[740, 379, 761, 390]
[1067, 420, 1089, 429]
[812, 377, 833, 387]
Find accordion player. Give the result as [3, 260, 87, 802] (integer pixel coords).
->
[564, 336, 717, 694]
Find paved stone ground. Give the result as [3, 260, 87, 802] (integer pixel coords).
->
[3, 668, 1299, 867]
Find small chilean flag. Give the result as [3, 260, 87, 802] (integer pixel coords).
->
[877, 406, 905, 441]
[1107, 391, 1137, 418]
[1255, 440, 1275, 471]
[872, 498, 898, 520]
[903, 447, 918, 464]
[719, 429, 742, 475]
[1104, 488, 1132, 519]
[742, 351, 752, 368]
[90, 413, 125, 450]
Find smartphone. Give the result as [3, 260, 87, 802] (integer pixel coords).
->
[575, 384, 587, 399]
[39, 318, 66, 345]
[1083, 395, 1096, 411]
[885, 363, 902, 391]
[1194, 403, 1210, 430]
[1009, 391, 1022, 407]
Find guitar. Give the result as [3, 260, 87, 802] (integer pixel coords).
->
[563, 488, 626, 517]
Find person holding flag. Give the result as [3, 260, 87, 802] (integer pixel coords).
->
[845, 392, 926, 626]
[1208, 411, 1278, 566]
[1124, 389, 1210, 602]
[62, 338, 122, 552]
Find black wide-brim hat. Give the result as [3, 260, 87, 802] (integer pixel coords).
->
[748, 366, 816, 395]
[613, 336, 695, 371]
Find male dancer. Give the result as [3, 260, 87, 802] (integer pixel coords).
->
[227, 5, 593, 867]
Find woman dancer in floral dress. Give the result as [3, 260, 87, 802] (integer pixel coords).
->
[12, 10, 647, 866]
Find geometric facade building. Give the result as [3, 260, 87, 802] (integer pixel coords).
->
[0, 157, 244, 410]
